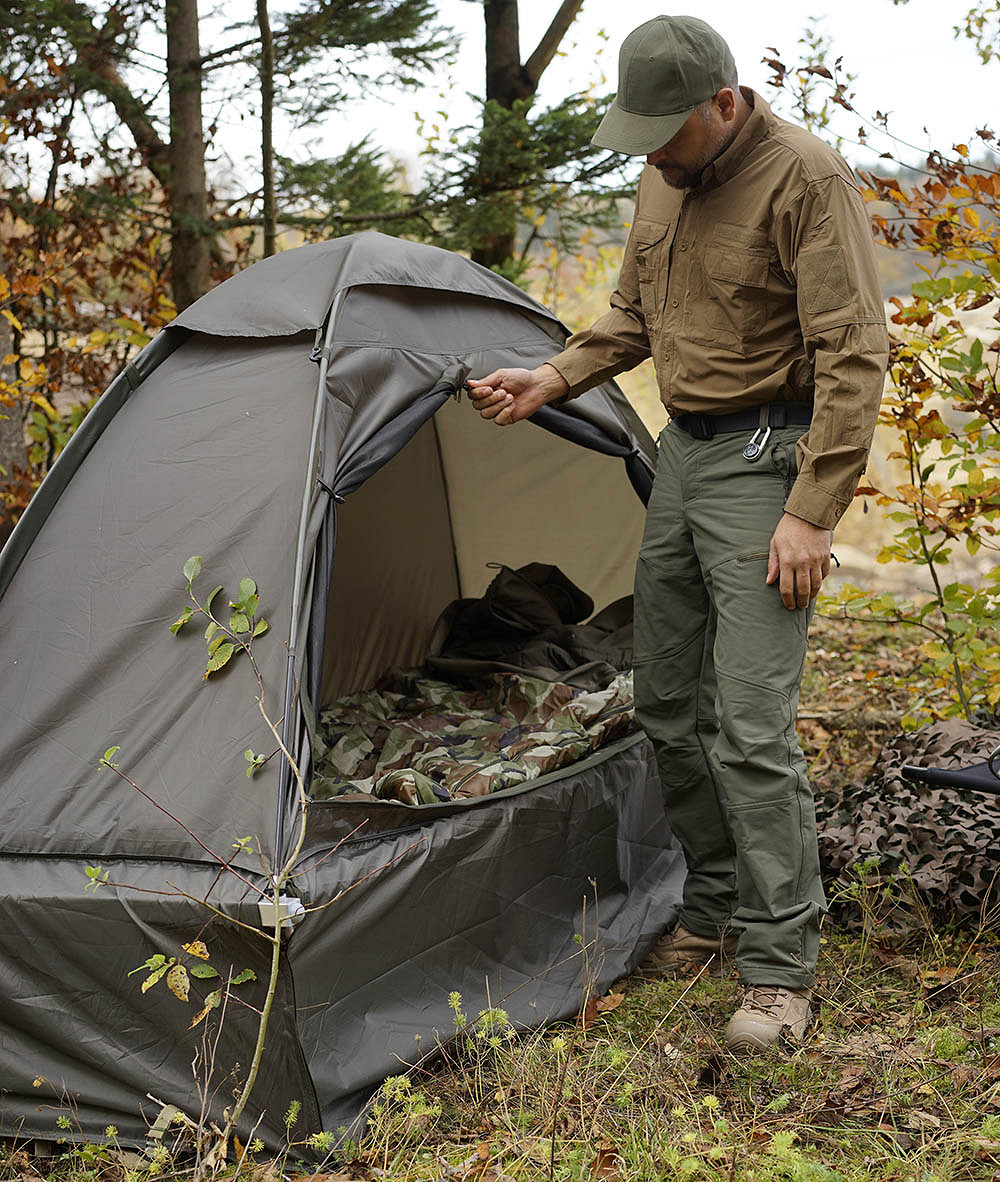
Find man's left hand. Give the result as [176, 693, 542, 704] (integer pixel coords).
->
[766, 513, 831, 611]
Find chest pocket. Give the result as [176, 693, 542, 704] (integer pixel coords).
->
[633, 219, 671, 329]
[690, 223, 771, 355]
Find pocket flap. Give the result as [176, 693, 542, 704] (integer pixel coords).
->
[634, 219, 671, 249]
[705, 246, 769, 288]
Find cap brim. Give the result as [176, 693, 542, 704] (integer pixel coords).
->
[591, 102, 695, 156]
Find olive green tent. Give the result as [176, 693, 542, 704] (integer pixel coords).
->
[0, 233, 684, 1149]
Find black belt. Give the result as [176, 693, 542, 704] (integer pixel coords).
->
[673, 402, 812, 441]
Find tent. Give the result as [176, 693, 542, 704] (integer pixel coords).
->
[0, 232, 684, 1149]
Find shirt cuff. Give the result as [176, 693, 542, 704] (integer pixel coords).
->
[784, 478, 851, 531]
[545, 351, 602, 401]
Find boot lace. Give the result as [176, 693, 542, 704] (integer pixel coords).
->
[743, 986, 786, 1018]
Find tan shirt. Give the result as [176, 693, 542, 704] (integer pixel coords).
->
[548, 90, 889, 530]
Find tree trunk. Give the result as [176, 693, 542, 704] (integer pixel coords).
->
[257, 0, 277, 258]
[166, 0, 211, 309]
[474, 0, 584, 271]
[484, 0, 530, 105]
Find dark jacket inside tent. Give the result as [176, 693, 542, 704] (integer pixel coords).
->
[0, 233, 684, 1148]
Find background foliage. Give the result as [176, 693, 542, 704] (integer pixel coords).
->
[2, 1, 999, 727]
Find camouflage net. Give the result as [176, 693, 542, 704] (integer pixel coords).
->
[817, 719, 1000, 923]
[312, 667, 636, 805]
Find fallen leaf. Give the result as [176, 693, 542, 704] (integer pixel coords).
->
[873, 944, 920, 981]
[296, 1174, 362, 1182]
[878, 1125, 916, 1151]
[591, 1143, 624, 1179]
[596, 991, 625, 1014]
[837, 1064, 869, 1093]
[907, 1109, 942, 1129]
[580, 996, 599, 1029]
[919, 965, 960, 985]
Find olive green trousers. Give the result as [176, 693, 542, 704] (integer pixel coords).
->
[633, 422, 826, 988]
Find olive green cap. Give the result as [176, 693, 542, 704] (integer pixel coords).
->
[592, 15, 736, 156]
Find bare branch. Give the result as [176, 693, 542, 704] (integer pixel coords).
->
[523, 0, 585, 89]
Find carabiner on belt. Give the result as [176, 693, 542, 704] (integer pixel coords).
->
[742, 404, 773, 462]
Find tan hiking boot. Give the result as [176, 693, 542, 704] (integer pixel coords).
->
[639, 922, 738, 977]
[725, 985, 813, 1053]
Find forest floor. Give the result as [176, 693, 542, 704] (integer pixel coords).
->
[6, 612, 998, 1181]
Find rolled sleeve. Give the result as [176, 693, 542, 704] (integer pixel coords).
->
[777, 176, 889, 529]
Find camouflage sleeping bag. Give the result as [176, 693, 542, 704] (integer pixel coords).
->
[312, 668, 636, 805]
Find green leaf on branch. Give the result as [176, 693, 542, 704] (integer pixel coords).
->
[252, 618, 269, 638]
[204, 643, 236, 677]
[205, 585, 223, 613]
[129, 953, 167, 976]
[205, 621, 219, 644]
[140, 962, 172, 994]
[169, 606, 194, 634]
[182, 555, 202, 584]
[84, 864, 109, 891]
[229, 612, 249, 634]
[101, 746, 120, 767]
[238, 577, 257, 603]
[231, 968, 257, 986]
[190, 963, 219, 979]
[244, 592, 259, 616]
[207, 631, 226, 655]
[244, 748, 267, 777]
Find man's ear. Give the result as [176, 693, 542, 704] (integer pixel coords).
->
[715, 86, 738, 121]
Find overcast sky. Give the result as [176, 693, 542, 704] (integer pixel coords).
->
[266, 0, 996, 181]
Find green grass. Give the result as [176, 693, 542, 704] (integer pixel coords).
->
[347, 921, 1000, 1180]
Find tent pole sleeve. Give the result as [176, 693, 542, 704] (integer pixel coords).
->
[274, 290, 346, 873]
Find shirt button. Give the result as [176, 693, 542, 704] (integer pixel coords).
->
[663, 352, 670, 361]
[680, 242, 688, 251]
[672, 298, 679, 308]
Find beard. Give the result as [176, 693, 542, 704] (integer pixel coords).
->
[655, 163, 706, 190]
[654, 121, 741, 190]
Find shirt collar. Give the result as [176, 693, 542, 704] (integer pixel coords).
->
[696, 88, 775, 189]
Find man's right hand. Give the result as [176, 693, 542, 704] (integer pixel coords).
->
[466, 364, 569, 426]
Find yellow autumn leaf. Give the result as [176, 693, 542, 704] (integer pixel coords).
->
[30, 395, 58, 417]
[188, 988, 221, 1029]
[963, 207, 980, 228]
[182, 940, 211, 960]
[1, 308, 22, 332]
[141, 962, 171, 993]
[166, 962, 190, 1002]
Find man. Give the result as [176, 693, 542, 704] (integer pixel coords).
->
[469, 15, 888, 1051]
